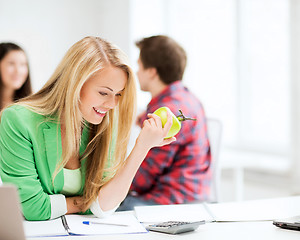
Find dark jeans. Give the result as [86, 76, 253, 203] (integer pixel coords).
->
[117, 195, 158, 211]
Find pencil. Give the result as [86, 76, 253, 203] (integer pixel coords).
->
[82, 221, 129, 227]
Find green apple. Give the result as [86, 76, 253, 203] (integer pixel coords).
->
[153, 106, 196, 139]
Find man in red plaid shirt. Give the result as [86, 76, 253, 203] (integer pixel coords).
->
[118, 35, 211, 211]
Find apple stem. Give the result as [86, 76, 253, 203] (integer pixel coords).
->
[176, 109, 197, 122]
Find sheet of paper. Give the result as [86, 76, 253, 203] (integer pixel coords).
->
[66, 214, 148, 235]
[134, 203, 214, 223]
[208, 196, 300, 221]
[24, 218, 67, 237]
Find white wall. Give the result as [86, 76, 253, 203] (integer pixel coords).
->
[0, 0, 299, 194]
[0, 0, 131, 92]
[290, 0, 300, 192]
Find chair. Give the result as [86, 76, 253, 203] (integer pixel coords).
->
[206, 118, 223, 203]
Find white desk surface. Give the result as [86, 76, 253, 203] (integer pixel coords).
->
[27, 196, 300, 240]
[27, 220, 300, 240]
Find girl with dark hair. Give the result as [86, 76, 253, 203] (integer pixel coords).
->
[0, 42, 32, 110]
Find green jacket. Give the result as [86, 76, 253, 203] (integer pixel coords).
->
[0, 105, 90, 220]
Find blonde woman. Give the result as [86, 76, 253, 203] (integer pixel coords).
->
[0, 36, 175, 221]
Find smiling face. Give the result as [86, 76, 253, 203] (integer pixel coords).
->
[79, 66, 127, 125]
[0, 50, 28, 91]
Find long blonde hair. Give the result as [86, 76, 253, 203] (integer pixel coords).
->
[17, 36, 136, 210]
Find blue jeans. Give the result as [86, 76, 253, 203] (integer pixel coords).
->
[117, 195, 158, 211]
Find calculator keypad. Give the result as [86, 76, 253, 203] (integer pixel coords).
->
[153, 221, 191, 228]
[147, 220, 205, 234]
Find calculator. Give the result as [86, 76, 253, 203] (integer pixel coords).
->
[146, 220, 205, 234]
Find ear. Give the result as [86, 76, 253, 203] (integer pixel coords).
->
[146, 67, 158, 79]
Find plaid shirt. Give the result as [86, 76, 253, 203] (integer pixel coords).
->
[130, 81, 211, 205]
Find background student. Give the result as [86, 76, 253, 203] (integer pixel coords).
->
[0, 42, 32, 110]
[0, 36, 175, 221]
[118, 35, 211, 211]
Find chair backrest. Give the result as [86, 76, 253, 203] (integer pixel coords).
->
[206, 118, 222, 203]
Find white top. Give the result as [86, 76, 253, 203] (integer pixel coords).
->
[49, 168, 118, 219]
[61, 168, 82, 196]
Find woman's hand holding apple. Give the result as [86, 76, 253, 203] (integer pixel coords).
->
[136, 109, 176, 151]
[135, 106, 196, 152]
[153, 106, 197, 139]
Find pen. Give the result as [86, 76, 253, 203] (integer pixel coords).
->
[82, 221, 129, 227]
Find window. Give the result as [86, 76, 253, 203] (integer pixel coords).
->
[130, 0, 291, 161]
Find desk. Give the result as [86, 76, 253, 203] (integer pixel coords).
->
[220, 149, 291, 201]
[27, 220, 300, 240]
[27, 214, 300, 240]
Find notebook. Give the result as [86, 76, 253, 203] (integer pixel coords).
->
[24, 214, 148, 237]
[0, 184, 26, 240]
